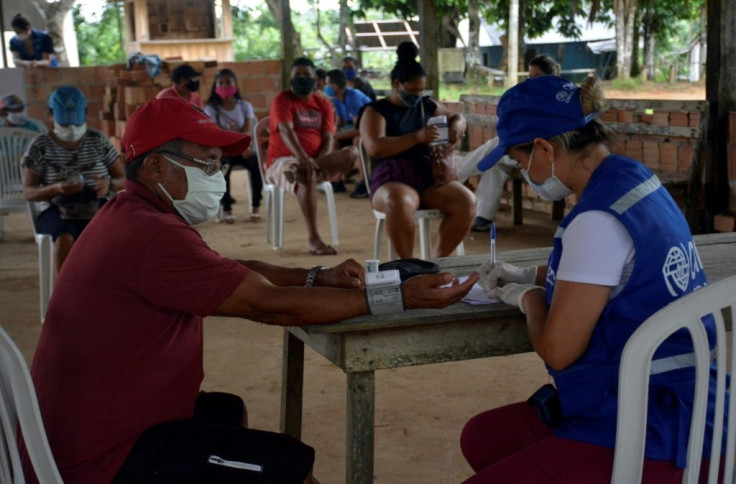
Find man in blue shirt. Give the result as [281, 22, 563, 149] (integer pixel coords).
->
[325, 69, 372, 197]
[9, 13, 57, 68]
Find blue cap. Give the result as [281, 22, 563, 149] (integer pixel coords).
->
[49, 85, 87, 126]
[477, 76, 599, 171]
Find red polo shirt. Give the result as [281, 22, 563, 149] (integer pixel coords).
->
[28, 180, 248, 483]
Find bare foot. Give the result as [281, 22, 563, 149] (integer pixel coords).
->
[308, 242, 337, 255]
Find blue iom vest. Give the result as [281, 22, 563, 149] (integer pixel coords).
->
[545, 155, 713, 466]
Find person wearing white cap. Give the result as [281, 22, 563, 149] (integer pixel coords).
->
[459, 76, 712, 482]
[21, 85, 124, 272]
[25, 96, 478, 484]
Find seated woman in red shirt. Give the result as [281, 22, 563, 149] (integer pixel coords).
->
[359, 42, 475, 259]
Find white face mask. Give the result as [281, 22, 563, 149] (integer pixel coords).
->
[7, 112, 27, 126]
[520, 144, 573, 201]
[15, 33, 29, 42]
[158, 156, 225, 225]
[53, 122, 87, 143]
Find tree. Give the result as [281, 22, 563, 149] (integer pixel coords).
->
[30, 0, 76, 67]
[73, 2, 125, 66]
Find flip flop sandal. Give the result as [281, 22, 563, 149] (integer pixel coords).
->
[224, 214, 236, 224]
[249, 213, 261, 221]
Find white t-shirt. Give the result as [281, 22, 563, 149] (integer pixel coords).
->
[557, 210, 635, 299]
[204, 100, 255, 133]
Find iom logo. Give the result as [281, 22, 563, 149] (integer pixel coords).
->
[662, 241, 704, 296]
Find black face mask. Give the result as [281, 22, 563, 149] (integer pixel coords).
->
[400, 89, 422, 108]
[291, 77, 316, 96]
[187, 79, 200, 92]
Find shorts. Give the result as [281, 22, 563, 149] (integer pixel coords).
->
[36, 204, 92, 241]
[266, 156, 341, 195]
[112, 392, 314, 484]
[370, 155, 434, 199]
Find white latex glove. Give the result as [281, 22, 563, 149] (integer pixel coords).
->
[489, 283, 545, 314]
[477, 260, 538, 294]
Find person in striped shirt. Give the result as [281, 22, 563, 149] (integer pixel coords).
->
[22, 85, 124, 272]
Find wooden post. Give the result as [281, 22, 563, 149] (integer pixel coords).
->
[280, 330, 304, 439]
[417, 0, 439, 97]
[506, 0, 519, 87]
[346, 371, 375, 484]
[279, 0, 295, 90]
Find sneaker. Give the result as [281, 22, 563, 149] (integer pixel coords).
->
[471, 216, 493, 232]
[350, 181, 369, 199]
[332, 180, 347, 193]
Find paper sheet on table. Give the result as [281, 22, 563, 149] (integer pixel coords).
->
[453, 275, 502, 305]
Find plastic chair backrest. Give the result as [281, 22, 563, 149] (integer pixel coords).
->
[0, 129, 39, 208]
[358, 139, 373, 197]
[0, 325, 63, 483]
[612, 275, 736, 484]
[253, 116, 270, 182]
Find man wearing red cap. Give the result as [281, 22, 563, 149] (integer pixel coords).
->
[25, 97, 478, 484]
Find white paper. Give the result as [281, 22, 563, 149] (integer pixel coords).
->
[449, 275, 502, 305]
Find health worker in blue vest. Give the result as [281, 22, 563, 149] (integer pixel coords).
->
[460, 75, 715, 483]
[9, 13, 58, 68]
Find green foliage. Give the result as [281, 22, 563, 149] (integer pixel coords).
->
[231, 4, 281, 60]
[73, 3, 126, 66]
[608, 76, 645, 91]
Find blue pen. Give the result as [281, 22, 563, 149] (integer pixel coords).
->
[490, 222, 496, 266]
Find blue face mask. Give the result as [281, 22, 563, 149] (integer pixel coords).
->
[343, 68, 357, 80]
[399, 90, 422, 108]
[520, 144, 573, 201]
[323, 86, 336, 97]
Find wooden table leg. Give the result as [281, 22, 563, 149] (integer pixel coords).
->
[280, 329, 304, 439]
[512, 177, 523, 225]
[346, 371, 375, 484]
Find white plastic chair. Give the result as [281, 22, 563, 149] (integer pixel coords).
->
[358, 140, 465, 261]
[612, 275, 736, 484]
[0, 325, 63, 483]
[253, 116, 339, 250]
[0, 128, 39, 239]
[26, 199, 54, 323]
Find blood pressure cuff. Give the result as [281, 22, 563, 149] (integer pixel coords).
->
[378, 258, 440, 282]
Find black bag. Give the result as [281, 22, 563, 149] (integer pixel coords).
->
[527, 384, 563, 428]
[378, 258, 440, 282]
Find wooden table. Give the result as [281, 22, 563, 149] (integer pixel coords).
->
[279, 232, 736, 484]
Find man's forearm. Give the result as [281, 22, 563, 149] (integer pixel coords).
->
[238, 260, 308, 286]
[278, 123, 310, 162]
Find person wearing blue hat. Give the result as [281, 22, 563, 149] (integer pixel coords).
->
[460, 76, 714, 482]
[22, 85, 124, 272]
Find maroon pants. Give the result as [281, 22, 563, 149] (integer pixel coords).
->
[459, 401, 685, 483]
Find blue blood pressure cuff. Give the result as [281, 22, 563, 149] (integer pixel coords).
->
[365, 269, 406, 315]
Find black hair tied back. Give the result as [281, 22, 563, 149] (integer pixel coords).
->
[391, 41, 425, 84]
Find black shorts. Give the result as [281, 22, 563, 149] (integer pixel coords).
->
[112, 392, 314, 484]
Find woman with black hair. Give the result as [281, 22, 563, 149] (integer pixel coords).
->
[204, 69, 263, 223]
[359, 42, 475, 259]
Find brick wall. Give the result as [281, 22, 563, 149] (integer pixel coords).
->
[457, 95, 708, 216]
[22, 60, 282, 153]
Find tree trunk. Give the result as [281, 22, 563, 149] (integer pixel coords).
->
[506, 0, 519, 88]
[517, 0, 525, 73]
[338, 0, 350, 62]
[465, 0, 485, 84]
[31, 0, 75, 67]
[630, 7, 640, 77]
[615, 0, 638, 80]
[440, 12, 462, 48]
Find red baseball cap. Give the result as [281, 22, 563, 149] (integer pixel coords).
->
[122, 97, 251, 162]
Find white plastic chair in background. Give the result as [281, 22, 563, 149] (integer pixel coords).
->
[0, 324, 63, 483]
[0, 128, 39, 239]
[612, 275, 736, 484]
[252, 116, 339, 250]
[26, 199, 54, 323]
[358, 140, 465, 261]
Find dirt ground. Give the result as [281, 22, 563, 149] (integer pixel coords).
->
[0, 82, 705, 483]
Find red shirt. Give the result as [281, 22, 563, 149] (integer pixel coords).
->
[266, 90, 335, 165]
[28, 180, 248, 484]
[155, 85, 204, 109]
